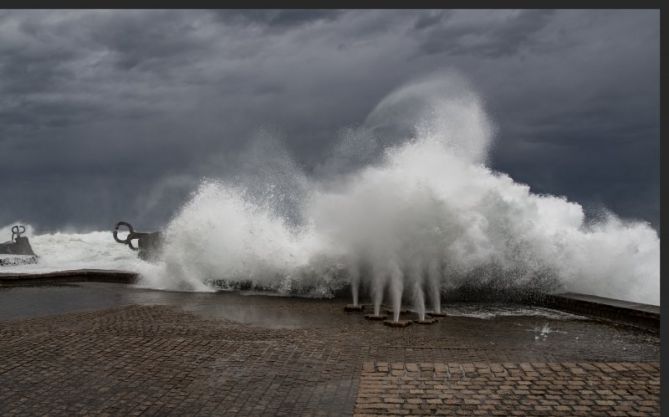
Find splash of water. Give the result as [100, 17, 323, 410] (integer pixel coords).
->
[3, 75, 659, 316]
[142, 74, 659, 315]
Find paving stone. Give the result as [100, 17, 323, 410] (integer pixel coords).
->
[0, 296, 660, 416]
[354, 362, 659, 416]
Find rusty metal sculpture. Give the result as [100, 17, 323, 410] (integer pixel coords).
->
[0, 225, 38, 266]
[113, 221, 163, 261]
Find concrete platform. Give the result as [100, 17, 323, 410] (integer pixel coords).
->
[0, 269, 659, 333]
[383, 319, 412, 328]
[364, 313, 388, 321]
[415, 318, 439, 325]
[0, 284, 660, 416]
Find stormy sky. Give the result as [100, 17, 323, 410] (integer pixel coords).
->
[0, 10, 659, 233]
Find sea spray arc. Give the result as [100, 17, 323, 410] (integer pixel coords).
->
[136, 75, 659, 313]
[0, 225, 149, 274]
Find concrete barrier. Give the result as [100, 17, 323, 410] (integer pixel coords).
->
[540, 292, 659, 333]
[0, 269, 138, 286]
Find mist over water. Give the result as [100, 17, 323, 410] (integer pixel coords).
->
[2, 75, 659, 308]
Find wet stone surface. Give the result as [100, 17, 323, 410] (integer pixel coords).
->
[355, 362, 660, 416]
[0, 284, 660, 416]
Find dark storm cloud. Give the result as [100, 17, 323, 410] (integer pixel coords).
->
[0, 10, 659, 232]
[413, 10, 556, 57]
[213, 9, 343, 29]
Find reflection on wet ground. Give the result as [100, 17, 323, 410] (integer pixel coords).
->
[0, 283, 348, 328]
[1, 281, 582, 328]
[0, 281, 659, 365]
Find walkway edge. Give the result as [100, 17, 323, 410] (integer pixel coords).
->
[0, 269, 138, 286]
[541, 292, 659, 332]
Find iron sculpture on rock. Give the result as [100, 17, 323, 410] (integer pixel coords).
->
[0, 225, 38, 266]
[113, 221, 163, 261]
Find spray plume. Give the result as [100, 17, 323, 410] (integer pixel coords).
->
[3, 74, 659, 315]
[138, 74, 659, 314]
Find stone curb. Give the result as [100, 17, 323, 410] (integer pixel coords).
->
[0, 269, 138, 286]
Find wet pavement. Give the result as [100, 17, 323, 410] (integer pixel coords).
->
[0, 283, 660, 416]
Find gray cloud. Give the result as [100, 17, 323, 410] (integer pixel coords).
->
[412, 10, 556, 57]
[0, 10, 659, 232]
[213, 9, 343, 29]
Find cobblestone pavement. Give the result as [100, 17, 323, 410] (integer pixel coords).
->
[355, 362, 660, 417]
[0, 287, 660, 416]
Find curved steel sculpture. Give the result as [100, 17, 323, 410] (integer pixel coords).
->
[113, 221, 163, 261]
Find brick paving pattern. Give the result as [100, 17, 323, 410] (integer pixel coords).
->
[0, 289, 660, 416]
[355, 361, 660, 416]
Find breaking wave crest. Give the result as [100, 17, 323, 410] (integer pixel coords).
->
[2, 75, 659, 308]
[143, 75, 659, 307]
